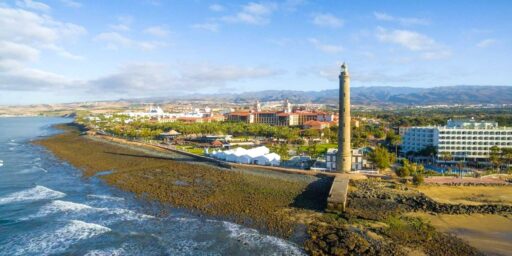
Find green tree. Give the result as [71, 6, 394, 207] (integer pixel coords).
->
[500, 148, 512, 169]
[489, 146, 502, 171]
[276, 143, 290, 160]
[396, 159, 424, 177]
[440, 151, 452, 162]
[369, 146, 396, 171]
[386, 131, 402, 157]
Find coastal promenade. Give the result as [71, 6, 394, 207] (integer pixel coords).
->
[88, 132, 373, 213]
[90, 132, 340, 178]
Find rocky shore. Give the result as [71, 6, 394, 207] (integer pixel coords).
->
[36, 123, 509, 255]
[350, 180, 512, 215]
[35, 124, 330, 241]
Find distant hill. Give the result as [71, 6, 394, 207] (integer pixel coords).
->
[183, 86, 511, 105]
[122, 85, 512, 106]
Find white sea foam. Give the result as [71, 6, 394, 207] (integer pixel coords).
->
[87, 194, 125, 202]
[84, 247, 126, 256]
[84, 243, 159, 256]
[0, 220, 111, 255]
[174, 217, 199, 223]
[223, 221, 305, 255]
[24, 200, 154, 223]
[0, 185, 65, 205]
[0, 159, 3, 167]
[18, 166, 47, 174]
[166, 240, 216, 256]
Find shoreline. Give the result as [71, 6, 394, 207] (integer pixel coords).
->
[36, 123, 511, 255]
[35, 123, 330, 244]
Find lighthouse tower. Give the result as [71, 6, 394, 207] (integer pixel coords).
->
[337, 63, 351, 173]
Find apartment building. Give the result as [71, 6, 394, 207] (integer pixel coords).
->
[401, 119, 512, 161]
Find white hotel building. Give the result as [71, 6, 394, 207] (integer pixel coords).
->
[401, 119, 512, 161]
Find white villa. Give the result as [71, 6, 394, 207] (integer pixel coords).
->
[210, 146, 281, 166]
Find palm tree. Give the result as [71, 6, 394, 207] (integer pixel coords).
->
[489, 146, 502, 172]
[390, 134, 402, 158]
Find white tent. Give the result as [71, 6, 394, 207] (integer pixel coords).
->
[237, 154, 253, 164]
[211, 146, 280, 165]
[225, 147, 247, 162]
[252, 152, 281, 166]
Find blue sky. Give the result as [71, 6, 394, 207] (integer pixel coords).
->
[0, 0, 511, 104]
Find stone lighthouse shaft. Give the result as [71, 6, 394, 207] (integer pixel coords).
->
[337, 63, 351, 173]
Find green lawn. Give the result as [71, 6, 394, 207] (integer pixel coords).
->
[298, 143, 338, 156]
[177, 146, 205, 155]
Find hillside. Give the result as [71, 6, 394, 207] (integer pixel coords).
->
[191, 85, 512, 105]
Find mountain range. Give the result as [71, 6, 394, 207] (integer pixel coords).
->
[144, 85, 512, 106]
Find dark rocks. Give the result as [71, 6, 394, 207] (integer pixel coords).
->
[304, 223, 406, 256]
[349, 180, 512, 215]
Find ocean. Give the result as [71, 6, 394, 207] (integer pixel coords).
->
[0, 117, 304, 255]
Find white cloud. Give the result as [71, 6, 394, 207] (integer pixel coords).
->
[0, 7, 86, 44]
[88, 62, 282, 96]
[144, 26, 170, 37]
[59, 0, 81, 8]
[182, 63, 281, 82]
[222, 2, 278, 25]
[0, 66, 75, 91]
[376, 27, 436, 51]
[94, 32, 166, 51]
[0, 41, 40, 62]
[15, 0, 50, 12]
[476, 38, 497, 48]
[376, 27, 451, 60]
[41, 44, 84, 60]
[0, 6, 86, 92]
[312, 65, 432, 84]
[312, 13, 343, 28]
[192, 22, 219, 32]
[420, 50, 452, 60]
[308, 38, 343, 54]
[281, 0, 306, 12]
[373, 11, 429, 26]
[209, 4, 225, 12]
[109, 16, 133, 32]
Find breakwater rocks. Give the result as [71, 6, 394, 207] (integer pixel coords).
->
[305, 223, 405, 256]
[349, 180, 512, 216]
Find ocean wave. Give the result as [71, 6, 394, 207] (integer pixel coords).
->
[84, 242, 162, 256]
[84, 247, 126, 256]
[0, 159, 3, 167]
[0, 185, 65, 205]
[166, 239, 217, 256]
[223, 221, 305, 256]
[18, 166, 48, 174]
[0, 220, 111, 255]
[24, 200, 154, 224]
[87, 194, 125, 202]
[173, 217, 200, 223]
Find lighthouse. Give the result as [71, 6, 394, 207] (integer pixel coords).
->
[337, 63, 351, 173]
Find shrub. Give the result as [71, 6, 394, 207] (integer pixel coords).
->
[396, 167, 410, 177]
[413, 174, 424, 185]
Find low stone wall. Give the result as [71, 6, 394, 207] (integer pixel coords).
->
[350, 181, 512, 215]
[425, 177, 509, 185]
